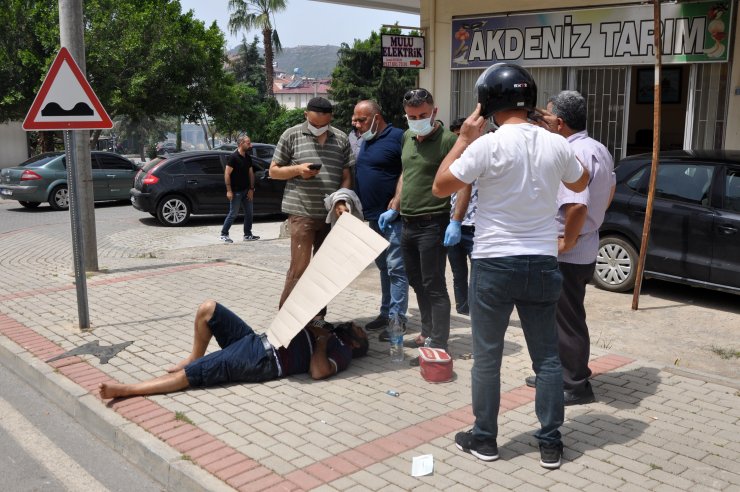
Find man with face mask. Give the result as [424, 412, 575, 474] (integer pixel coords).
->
[378, 89, 466, 364]
[269, 97, 354, 317]
[351, 100, 408, 336]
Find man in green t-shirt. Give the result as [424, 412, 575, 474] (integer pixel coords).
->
[378, 89, 470, 365]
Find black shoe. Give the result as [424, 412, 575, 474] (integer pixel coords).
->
[525, 375, 536, 388]
[564, 383, 595, 406]
[379, 322, 406, 342]
[539, 442, 563, 469]
[365, 315, 388, 332]
[409, 355, 420, 367]
[455, 430, 499, 461]
[243, 234, 260, 241]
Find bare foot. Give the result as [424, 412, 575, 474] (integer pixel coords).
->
[99, 382, 127, 399]
[166, 357, 195, 373]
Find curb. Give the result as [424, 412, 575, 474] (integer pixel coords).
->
[0, 334, 234, 492]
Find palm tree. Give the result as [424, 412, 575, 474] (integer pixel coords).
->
[228, 0, 287, 96]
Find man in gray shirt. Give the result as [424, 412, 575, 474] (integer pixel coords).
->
[269, 97, 353, 316]
[528, 90, 616, 405]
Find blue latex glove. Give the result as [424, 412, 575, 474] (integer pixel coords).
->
[378, 209, 399, 232]
[444, 220, 462, 246]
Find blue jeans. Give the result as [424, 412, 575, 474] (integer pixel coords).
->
[401, 215, 451, 349]
[469, 255, 564, 446]
[221, 191, 253, 236]
[370, 220, 408, 322]
[184, 303, 278, 387]
[447, 225, 474, 315]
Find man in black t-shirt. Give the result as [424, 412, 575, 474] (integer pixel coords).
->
[220, 134, 260, 243]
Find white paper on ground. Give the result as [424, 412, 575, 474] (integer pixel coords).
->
[266, 213, 390, 348]
[411, 454, 434, 477]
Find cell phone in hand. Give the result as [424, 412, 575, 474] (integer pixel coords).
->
[308, 163, 322, 170]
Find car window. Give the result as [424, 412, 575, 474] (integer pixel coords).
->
[142, 157, 166, 172]
[182, 157, 223, 175]
[722, 168, 740, 213]
[21, 154, 63, 168]
[653, 164, 714, 205]
[254, 146, 274, 160]
[97, 155, 134, 171]
[625, 167, 647, 191]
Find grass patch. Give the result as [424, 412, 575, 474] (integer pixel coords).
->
[649, 463, 662, 470]
[135, 252, 157, 259]
[594, 330, 613, 350]
[709, 346, 740, 360]
[180, 454, 193, 462]
[174, 411, 194, 425]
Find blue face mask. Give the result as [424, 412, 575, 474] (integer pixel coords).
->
[406, 113, 435, 136]
[361, 114, 378, 141]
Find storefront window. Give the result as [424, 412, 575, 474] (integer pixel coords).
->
[690, 63, 728, 150]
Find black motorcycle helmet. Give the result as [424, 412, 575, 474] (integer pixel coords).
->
[475, 63, 537, 119]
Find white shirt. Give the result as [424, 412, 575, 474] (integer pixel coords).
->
[449, 123, 583, 258]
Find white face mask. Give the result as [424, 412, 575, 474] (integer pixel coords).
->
[361, 114, 378, 141]
[307, 122, 329, 136]
[406, 113, 435, 136]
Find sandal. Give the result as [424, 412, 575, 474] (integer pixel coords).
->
[414, 335, 428, 347]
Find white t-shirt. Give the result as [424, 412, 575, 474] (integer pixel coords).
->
[449, 123, 583, 258]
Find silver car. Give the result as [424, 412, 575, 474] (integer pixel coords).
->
[0, 152, 139, 210]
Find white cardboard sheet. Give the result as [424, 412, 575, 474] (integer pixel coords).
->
[266, 213, 390, 348]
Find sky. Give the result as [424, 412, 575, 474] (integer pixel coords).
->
[179, 0, 420, 50]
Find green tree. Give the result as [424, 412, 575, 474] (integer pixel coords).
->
[231, 35, 267, 97]
[1, 0, 232, 156]
[227, 0, 287, 96]
[264, 106, 304, 144]
[84, 0, 228, 155]
[329, 28, 419, 133]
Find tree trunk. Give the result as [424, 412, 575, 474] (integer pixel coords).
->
[263, 28, 274, 96]
[200, 116, 211, 149]
[176, 117, 182, 151]
[40, 131, 55, 152]
[90, 129, 101, 150]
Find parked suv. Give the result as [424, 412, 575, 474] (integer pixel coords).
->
[130, 147, 285, 226]
[594, 150, 740, 295]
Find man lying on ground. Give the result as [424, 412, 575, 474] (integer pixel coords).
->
[99, 300, 369, 399]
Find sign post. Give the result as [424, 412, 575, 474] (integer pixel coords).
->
[63, 129, 90, 327]
[23, 46, 112, 329]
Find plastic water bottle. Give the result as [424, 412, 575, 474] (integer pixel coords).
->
[389, 316, 404, 363]
[424, 336, 432, 348]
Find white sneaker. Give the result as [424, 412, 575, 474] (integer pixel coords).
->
[219, 235, 233, 243]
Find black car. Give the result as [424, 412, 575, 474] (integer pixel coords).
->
[594, 150, 740, 295]
[130, 146, 285, 226]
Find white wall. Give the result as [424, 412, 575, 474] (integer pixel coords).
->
[0, 122, 28, 168]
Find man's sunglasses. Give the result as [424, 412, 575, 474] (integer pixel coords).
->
[403, 89, 431, 102]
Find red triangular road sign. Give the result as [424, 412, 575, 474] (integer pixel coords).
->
[22, 47, 113, 131]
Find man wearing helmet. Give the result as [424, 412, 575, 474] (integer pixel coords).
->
[432, 64, 589, 469]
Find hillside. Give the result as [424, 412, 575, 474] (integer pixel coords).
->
[228, 45, 340, 78]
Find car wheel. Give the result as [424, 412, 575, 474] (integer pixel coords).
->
[156, 195, 190, 226]
[593, 236, 638, 292]
[49, 185, 69, 210]
[18, 201, 41, 209]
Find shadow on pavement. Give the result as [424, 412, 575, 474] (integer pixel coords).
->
[607, 279, 740, 315]
[497, 413, 650, 464]
[592, 366, 661, 409]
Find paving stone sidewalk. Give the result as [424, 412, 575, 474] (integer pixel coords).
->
[1, 229, 739, 491]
